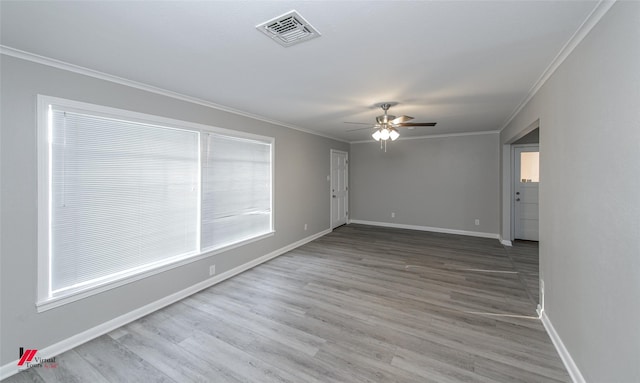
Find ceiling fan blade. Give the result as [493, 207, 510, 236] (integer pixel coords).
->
[343, 121, 371, 125]
[397, 122, 437, 127]
[346, 126, 375, 132]
[390, 115, 413, 125]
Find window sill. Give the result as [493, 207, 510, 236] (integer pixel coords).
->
[36, 230, 275, 313]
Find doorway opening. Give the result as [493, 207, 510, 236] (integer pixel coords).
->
[513, 144, 539, 241]
[503, 125, 541, 309]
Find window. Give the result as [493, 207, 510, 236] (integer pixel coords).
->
[201, 134, 272, 250]
[37, 96, 273, 311]
[520, 152, 539, 183]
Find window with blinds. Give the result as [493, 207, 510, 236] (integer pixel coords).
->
[201, 133, 272, 250]
[37, 96, 273, 310]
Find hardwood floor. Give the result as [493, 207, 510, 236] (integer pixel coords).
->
[505, 240, 541, 304]
[4, 224, 567, 382]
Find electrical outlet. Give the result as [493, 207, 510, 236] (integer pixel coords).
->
[304, 224, 308, 231]
[391, 212, 395, 218]
[209, 265, 216, 276]
[475, 219, 480, 226]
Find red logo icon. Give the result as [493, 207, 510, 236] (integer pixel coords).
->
[17, 348, 38, 366]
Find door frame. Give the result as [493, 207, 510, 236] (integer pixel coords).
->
[511, 143, 540, 240]
[330, 149, 349, 230]
[501, 119, 539, 245]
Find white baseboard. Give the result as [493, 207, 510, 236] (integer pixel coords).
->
[0, 229, 330, 380]
[499, 236, 513, 246]
[350, 219, 499, 240]
[539, 309, 585, 383]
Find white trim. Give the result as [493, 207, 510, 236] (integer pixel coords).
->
[500, 0, 616, 131]
[499, 237, 513, 247]
[0, 46, 347, 143]
[539, 309, 586, 383]
[37, 98, 51, 303]
[36, 232, 275, 312]
[350, 220, 499, 240]
[0, 229, 330, 381]
[350, 130, 499, 144]
[512, 143, 541, 149]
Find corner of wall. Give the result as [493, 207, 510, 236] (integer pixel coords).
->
[539, 310, 586, 383]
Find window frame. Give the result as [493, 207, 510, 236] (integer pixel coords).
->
[36, 95, 275, 312]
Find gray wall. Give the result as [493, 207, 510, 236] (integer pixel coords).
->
[0, 55, 349, 366]
[351, 133, 500, 235]
[513, 128, 539, 145]
[501, 2, 640, 381]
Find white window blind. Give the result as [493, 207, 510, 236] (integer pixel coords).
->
[201, 133, 272, 250]
[38, 96, 274, 310]
[49, 108, 200, 295]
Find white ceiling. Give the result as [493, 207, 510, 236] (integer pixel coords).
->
[1, 1, 599, 142]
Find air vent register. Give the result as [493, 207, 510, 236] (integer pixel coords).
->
[256, 10, 321, 47]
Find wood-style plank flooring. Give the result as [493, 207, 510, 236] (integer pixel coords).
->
[505, 240, 540, 304]
[4, 224, 568, 382]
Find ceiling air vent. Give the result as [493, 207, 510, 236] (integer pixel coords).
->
[256, 10, 321, 47]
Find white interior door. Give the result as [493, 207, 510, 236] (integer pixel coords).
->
[331, 150, 348, 228]
[514, 145, 539, 241]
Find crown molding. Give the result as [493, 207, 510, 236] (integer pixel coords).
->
[350, 130, 499, 144]
[0, 45, 348, 143]
[500, 0, 617, 131]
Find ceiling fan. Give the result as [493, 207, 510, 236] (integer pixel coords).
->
[345, 102, 436, 150]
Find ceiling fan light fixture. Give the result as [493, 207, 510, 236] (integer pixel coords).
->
[380, 128, 391, 140]
[346, 103, 435, 149]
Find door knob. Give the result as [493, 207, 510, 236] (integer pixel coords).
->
[516, 192, 520, 195]
[332, 195, 336, 198]
[516, 198, 520, 201]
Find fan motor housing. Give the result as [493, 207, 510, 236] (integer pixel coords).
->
[376, 115, 395, 124]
